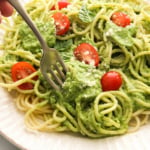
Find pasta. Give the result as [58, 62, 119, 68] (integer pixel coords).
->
[0, 0, 150, 138]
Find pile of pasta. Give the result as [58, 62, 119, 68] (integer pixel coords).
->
[0, 0, 150, 138]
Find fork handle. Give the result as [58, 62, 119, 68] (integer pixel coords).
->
[7, 0, 48, 50]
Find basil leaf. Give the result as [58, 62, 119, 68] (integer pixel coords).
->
[79, 5, 95, 23]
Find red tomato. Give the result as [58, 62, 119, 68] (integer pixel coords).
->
[0, 0, 13, 17]
[101, 71, 122, 91]
[111, 12, 131, 27]
[11, 62, 38, 90]
[74, 43, 100, 67]
[52, 12, 70, 35]
[51, 1, 70, 10]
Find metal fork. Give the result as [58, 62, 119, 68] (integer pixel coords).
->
[8, 0, 68, 90]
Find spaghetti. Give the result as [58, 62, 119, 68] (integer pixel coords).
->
[0, 0, 150, 138]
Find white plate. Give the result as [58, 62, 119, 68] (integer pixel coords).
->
[0, 0, 150, 150]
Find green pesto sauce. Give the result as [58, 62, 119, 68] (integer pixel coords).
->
[49, 60, 102, 105]
[18, 18, 56, 53]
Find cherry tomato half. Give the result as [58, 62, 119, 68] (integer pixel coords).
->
[52, 12, 70, 35]
[0, 0, 13, 17]
[101, 71, 122, 91]
[11, 62, 38, 90]
[74, 43, 100, 67]
[111, 12, 131, 27]
[51, 1, 70, 10]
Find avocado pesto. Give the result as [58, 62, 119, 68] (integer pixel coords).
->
[0, 0, 150, 138]
[19, 18, 56, 53]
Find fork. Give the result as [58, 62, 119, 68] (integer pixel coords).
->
[8, 0, 68, 90]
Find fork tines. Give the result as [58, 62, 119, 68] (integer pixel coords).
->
[45, 60, 67, 90]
